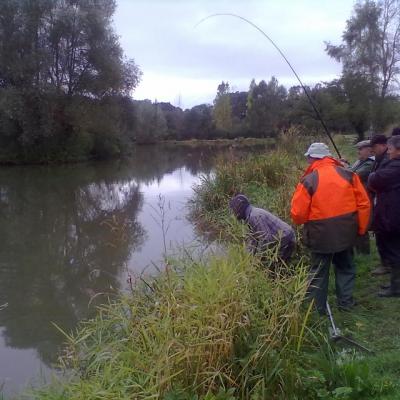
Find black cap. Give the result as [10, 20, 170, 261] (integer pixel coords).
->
[370, 134, 387, 146]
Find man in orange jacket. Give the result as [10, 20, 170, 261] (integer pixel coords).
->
[291, 143, 371, 314]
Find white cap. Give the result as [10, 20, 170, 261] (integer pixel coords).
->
[304, 142, 332, 158]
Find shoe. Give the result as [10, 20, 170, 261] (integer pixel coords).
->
[379, 266, 400, 297]
[371, 265, 391, 276]
[378, 288, 400, 297]
[338, 300, 357, 312]
[380, 282, 391, 289]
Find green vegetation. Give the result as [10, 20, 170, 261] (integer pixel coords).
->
[2, 1, 400, 163]
[191, 129, 305, 231]
[28, 246, 393, 400]
[28, 131, 398, 399]
[31, 248, 315, 399]
[190, 131, 400, 399]
[0, 0, 141, 164]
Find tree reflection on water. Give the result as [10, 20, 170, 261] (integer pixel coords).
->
[0, 165, 145, 365]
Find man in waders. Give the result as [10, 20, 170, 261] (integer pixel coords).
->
[291, 143, 371, 314]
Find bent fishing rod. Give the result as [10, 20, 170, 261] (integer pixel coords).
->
[195, 13, 342, 159]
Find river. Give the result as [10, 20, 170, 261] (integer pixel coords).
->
[0, 142, 269, 398]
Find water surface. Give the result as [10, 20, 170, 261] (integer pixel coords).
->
[0, 143, 268, 397]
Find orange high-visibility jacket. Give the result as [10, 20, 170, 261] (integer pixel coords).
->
[291, 157, 371, 253]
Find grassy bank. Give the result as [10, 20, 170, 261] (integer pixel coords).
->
[190, 131, 400, 399]
[27, 132, 398, 400]
[28, 246, 391, 400]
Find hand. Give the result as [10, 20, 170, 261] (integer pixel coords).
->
[340, 158, 350, 167]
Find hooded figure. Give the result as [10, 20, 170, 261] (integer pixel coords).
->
[229, 194, 295, 262]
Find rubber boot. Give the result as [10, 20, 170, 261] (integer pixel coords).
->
[372, 263, 391, 276]
[378, 266, 400, 297]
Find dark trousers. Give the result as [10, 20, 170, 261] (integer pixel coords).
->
[308, 249, 356, 314]
[375, 233, 400, 267]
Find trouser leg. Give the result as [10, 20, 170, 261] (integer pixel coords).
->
[377, 234, 400, 296]
[375, 233, 391, 270]
[332, 249, 356, 308]
[308, 253, 332, 314]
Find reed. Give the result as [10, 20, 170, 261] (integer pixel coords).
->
[31, 245, 318, 400]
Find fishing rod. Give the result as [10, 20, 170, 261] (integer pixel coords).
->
[195, 13, 342, 159]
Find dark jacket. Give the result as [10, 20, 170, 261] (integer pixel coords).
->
[368, 157, 400, 234]
[351, 157, 374, 187]
[371, 149, 389, 172]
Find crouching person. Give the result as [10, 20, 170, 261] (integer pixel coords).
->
[291, 143, 371, 314]
[229, 194, 296, 262]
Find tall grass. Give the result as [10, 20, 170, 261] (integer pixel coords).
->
[32, 246, 317, 400]
[190, 128, 307, 232]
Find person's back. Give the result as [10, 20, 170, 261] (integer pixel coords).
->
[245, 206, 295, 260]
[369, 157, 400, 233]
[291, 156, 370, 253]
[229, 194, 295, 262]
[291, 142, 371, 314]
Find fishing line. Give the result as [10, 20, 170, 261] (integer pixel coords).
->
[195, 13, 342, 158]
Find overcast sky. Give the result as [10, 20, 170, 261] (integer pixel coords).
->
[114, 0, 356, 109]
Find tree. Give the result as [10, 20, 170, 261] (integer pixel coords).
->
[213, 81, 233, 133]
[183, 104, 214, 139]
[135, 101, 168, 144]
[326, 0, 400, 130]
[158, 102, 184, 139]
[341, 73, 375, 139]
[0, 0, 142, 162]
[246, 77, 287, 137]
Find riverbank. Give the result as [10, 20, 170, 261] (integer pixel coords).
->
[161, 137, 275, 147]
[26, 133, 398, 400]
[191, 132, 400, 399]
[0, 138, 273, 166]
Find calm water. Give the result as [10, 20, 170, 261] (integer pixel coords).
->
[0, 143, 268, 398]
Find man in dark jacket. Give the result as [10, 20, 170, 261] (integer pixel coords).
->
[370, 134, 391, 275]
[368, 135, 400, 297]
[371, 134, 389, 172]
[229, 194, 295, 262]
[351, 140, 375, 186]
[350, 140, 374, 254]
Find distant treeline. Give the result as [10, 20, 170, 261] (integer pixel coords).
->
[1, 0, 400, 163]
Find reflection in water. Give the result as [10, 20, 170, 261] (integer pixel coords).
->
[0, 143, 269, 397]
